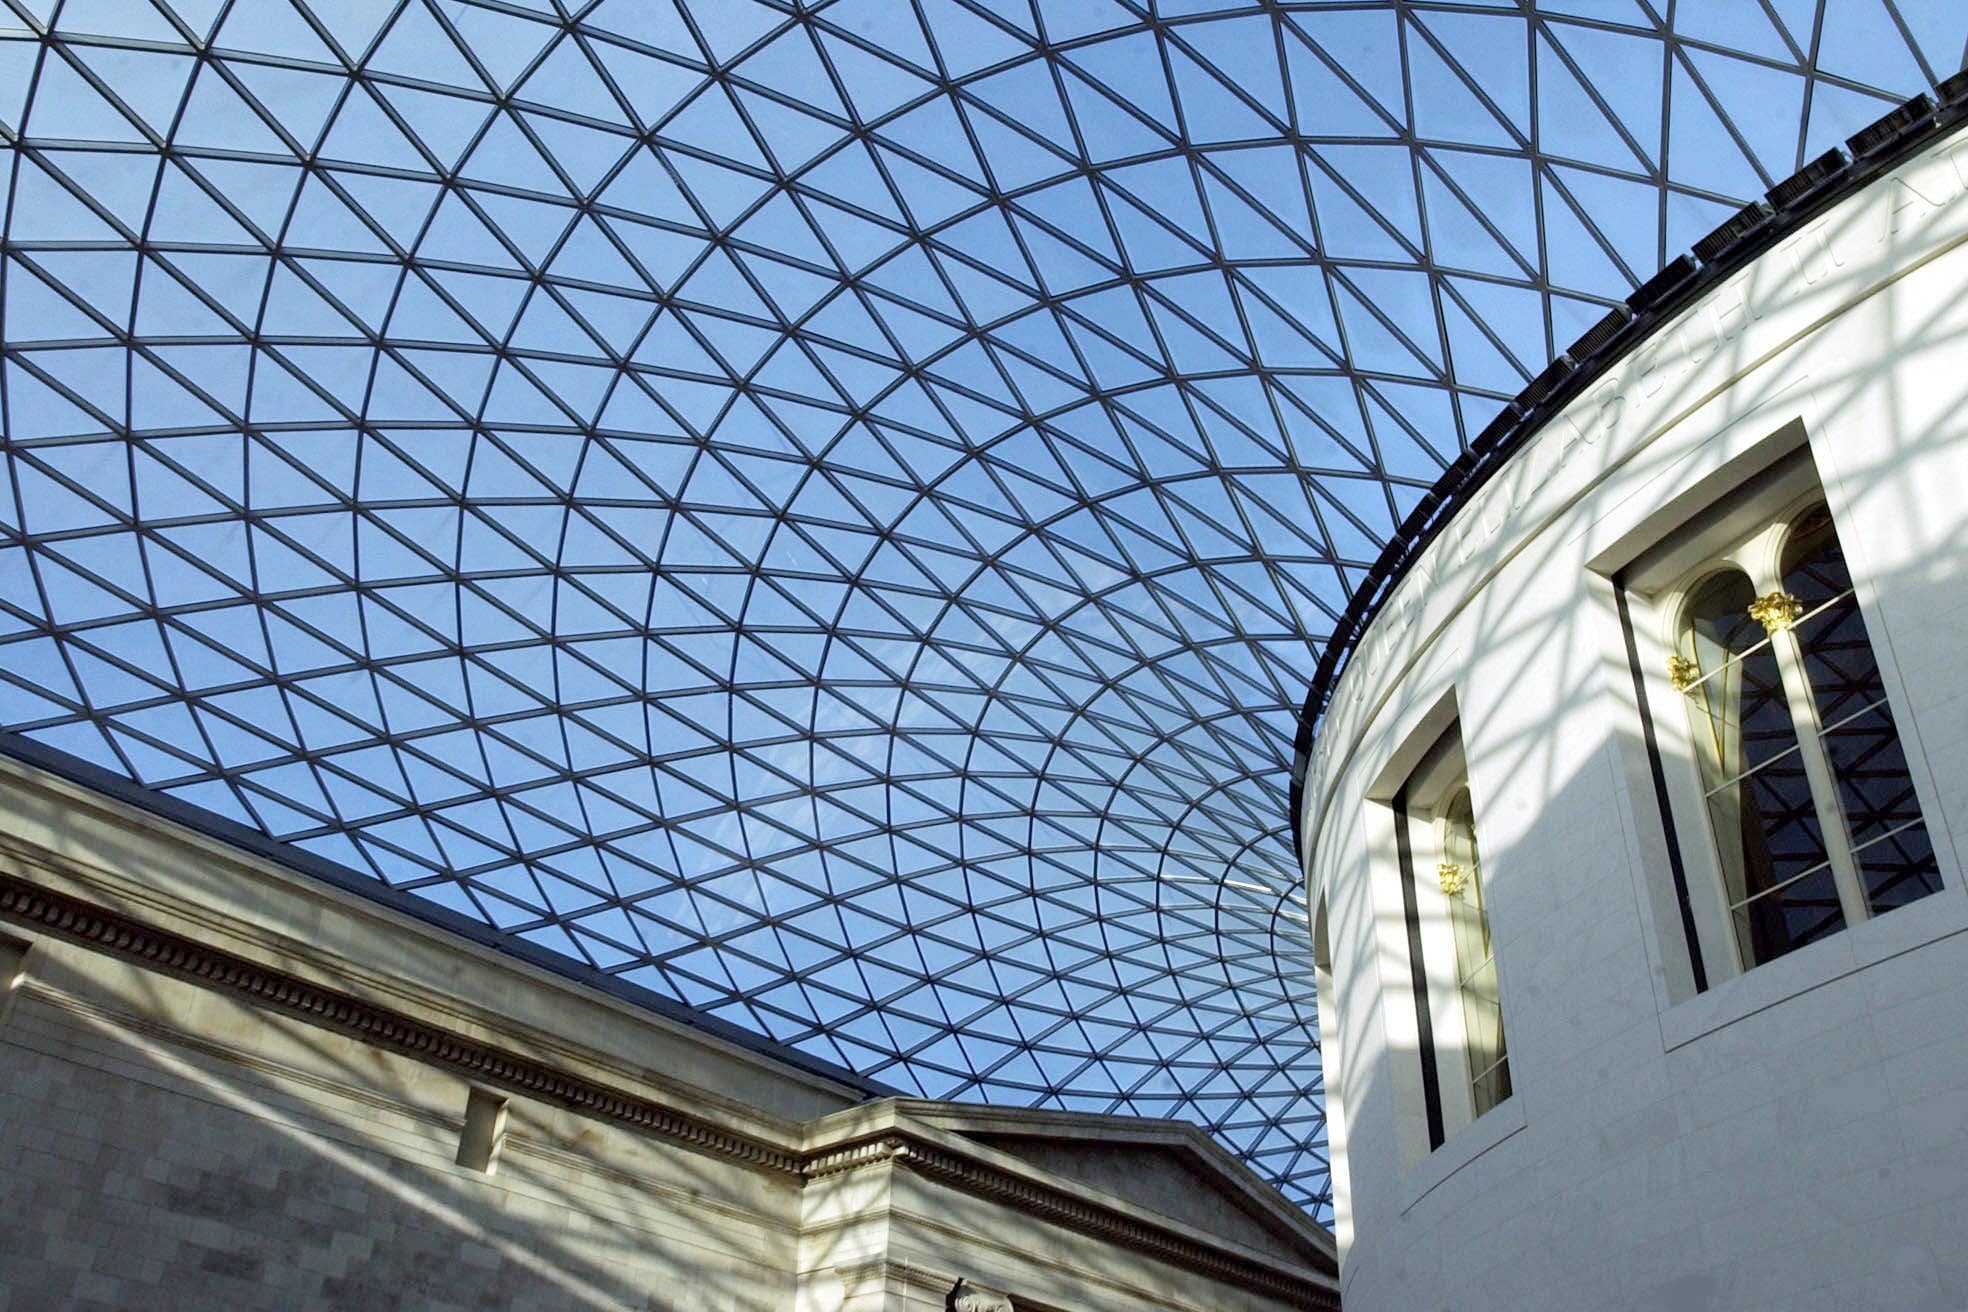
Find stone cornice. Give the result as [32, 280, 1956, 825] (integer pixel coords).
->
[806, 1133, 913, 1179]
[891, 1097, 1335, 1257]
[0, 865, 1338, 1309]
[0, 871, 804, 1176]
[802, 1132, 1338, 1309]
[0, 730, 895, 1101]
[832, 1256, 959, 1295]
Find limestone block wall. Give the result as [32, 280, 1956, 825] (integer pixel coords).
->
[1300, 119, 1968, 1310]
[0, 948, 799, 1311]
[0, 755, 834, 1312]
[0, 755, 1338, 1312]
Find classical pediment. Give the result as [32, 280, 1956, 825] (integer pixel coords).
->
[807, 1098, 1337, 1281]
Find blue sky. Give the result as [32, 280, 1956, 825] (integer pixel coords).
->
[0, 0, 1959, 1217]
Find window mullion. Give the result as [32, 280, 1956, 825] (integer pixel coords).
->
[1766, 622, 1870, 928]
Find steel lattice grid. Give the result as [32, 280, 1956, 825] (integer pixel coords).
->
[0, 0, 1960, 1218]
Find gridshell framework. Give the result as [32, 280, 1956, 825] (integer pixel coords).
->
[0, 0, 1958, 1220]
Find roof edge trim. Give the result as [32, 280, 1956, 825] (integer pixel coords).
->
[0, 728, 898, 1099]
[1288, 76, 1968, 863]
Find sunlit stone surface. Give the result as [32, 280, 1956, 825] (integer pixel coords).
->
[0, 0, 1958, 1217]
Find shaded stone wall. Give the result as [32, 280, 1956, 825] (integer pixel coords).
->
[0, 757, 1337, 1312]
[0, 934, 798, 1312]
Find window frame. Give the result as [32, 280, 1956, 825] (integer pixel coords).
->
[1436, 786, 1509, 1118]
[1622, 454, 1946, 985]
[1388, 721, 1512, 1147]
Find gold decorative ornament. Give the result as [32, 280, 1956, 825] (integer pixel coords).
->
[1437, 862, 1469, 897]
[1666, 655, 1701, 692]
[1747, 590, 1804, 634]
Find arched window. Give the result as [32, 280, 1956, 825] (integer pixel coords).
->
[1385, 718, 1512, 1154]
[1440, 787, 1509, 1116]
[1677, 569, 1839, 966]
[1667, 503, 1939, 972]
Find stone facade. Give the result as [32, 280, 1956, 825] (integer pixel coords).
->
[1301, 116, 1968, 1308]
[0, 756, 1336, 1312]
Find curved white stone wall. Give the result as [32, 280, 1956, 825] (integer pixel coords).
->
[1302, 121, 1968, 1310]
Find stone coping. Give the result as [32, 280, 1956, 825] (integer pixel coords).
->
[843, 1098, 1337, 1265]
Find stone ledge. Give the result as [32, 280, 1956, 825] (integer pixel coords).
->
[0, 871, 805, 1178]
[805, 1130, 1338, 1309]
[2, 869, 1340, 1309]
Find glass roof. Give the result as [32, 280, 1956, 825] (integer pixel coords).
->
[0, 0, 1956, 1219]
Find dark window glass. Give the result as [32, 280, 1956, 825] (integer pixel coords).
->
[1783, 507, 1941, 913]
